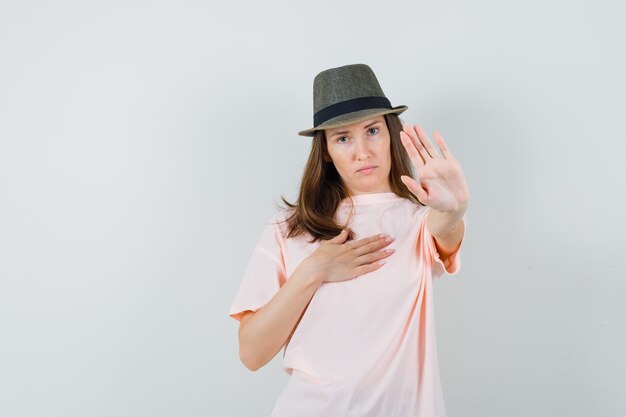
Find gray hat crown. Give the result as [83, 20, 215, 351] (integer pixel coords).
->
[298, 63, 408, 137]
[313, 64, 385, 110]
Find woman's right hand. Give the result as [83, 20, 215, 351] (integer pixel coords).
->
[299, 229, 396, 285]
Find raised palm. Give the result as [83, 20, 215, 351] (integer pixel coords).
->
[399, 123, 469, 212]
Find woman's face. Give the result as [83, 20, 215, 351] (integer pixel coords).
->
[324, 115, 392, 196]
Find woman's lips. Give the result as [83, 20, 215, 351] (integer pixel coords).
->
[357, 166, 377, 174]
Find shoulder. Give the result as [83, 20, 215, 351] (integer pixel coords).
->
[394, 197, 429, 218]
[266, 207, 295, 239]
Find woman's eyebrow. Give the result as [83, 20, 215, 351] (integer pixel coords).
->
[329, 120, 381, 136]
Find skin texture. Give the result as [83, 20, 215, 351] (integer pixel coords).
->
[398, 122, 469, 261]
[324, 115, 392, 195]
[325, 116, 470, 264]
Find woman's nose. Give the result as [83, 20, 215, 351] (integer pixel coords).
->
[354, 137, 371, 159]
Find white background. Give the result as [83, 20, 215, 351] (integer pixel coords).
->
[1, 0, 624, 416]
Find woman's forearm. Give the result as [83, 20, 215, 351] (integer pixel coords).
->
[426, 201, 468, 256]
[238, 267, 322, 371]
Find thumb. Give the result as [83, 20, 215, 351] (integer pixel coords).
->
[401, 175, 429, 203]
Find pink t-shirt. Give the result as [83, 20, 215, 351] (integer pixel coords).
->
[229, 192, 467, 417]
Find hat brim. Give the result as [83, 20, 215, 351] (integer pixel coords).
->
[297, 105, 408, 137]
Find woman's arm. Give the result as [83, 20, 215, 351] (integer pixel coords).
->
[237, 267, 322, 371]
[426, 204, 467, 263]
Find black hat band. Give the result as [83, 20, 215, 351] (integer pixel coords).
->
[313, 96, 392, 127]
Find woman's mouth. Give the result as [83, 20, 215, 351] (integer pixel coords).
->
[357, 165, 377, 174]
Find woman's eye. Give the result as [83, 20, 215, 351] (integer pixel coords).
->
[368, 127, 379, 135]
[336, 136, 348, 143]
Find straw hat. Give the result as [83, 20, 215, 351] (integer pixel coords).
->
[298, 63, 408, 137]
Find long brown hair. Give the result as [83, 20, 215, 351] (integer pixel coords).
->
[274, 113, 424, 244]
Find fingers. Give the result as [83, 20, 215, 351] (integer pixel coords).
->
[400, 175, 429, 204]
[402, 122, 430, 160]
[351, 233, 395, 257]
[352, 259, 387, 277]
[351, 233, 391, 248]
[400, 124, 425, 170]
[413, 124, 442, 159]
[400, 130, 425, 170]
[366, 249, 395, 266]
[353, 241, 395, 267]
[332, 232, 396, 280]
[332, 231, 397, 266]
[401, 122, 446, 162]
[432, 130, 456, 161]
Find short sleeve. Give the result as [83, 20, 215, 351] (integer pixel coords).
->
[228, 214, 288, 322]
[419, 207, 467, 280]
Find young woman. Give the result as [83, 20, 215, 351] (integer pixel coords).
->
[229, 63, 470, 417]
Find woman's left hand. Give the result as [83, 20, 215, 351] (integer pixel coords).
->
[399, 123, 470, 213]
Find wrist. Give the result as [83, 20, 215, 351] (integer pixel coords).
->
[293, 262, 324, 289]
